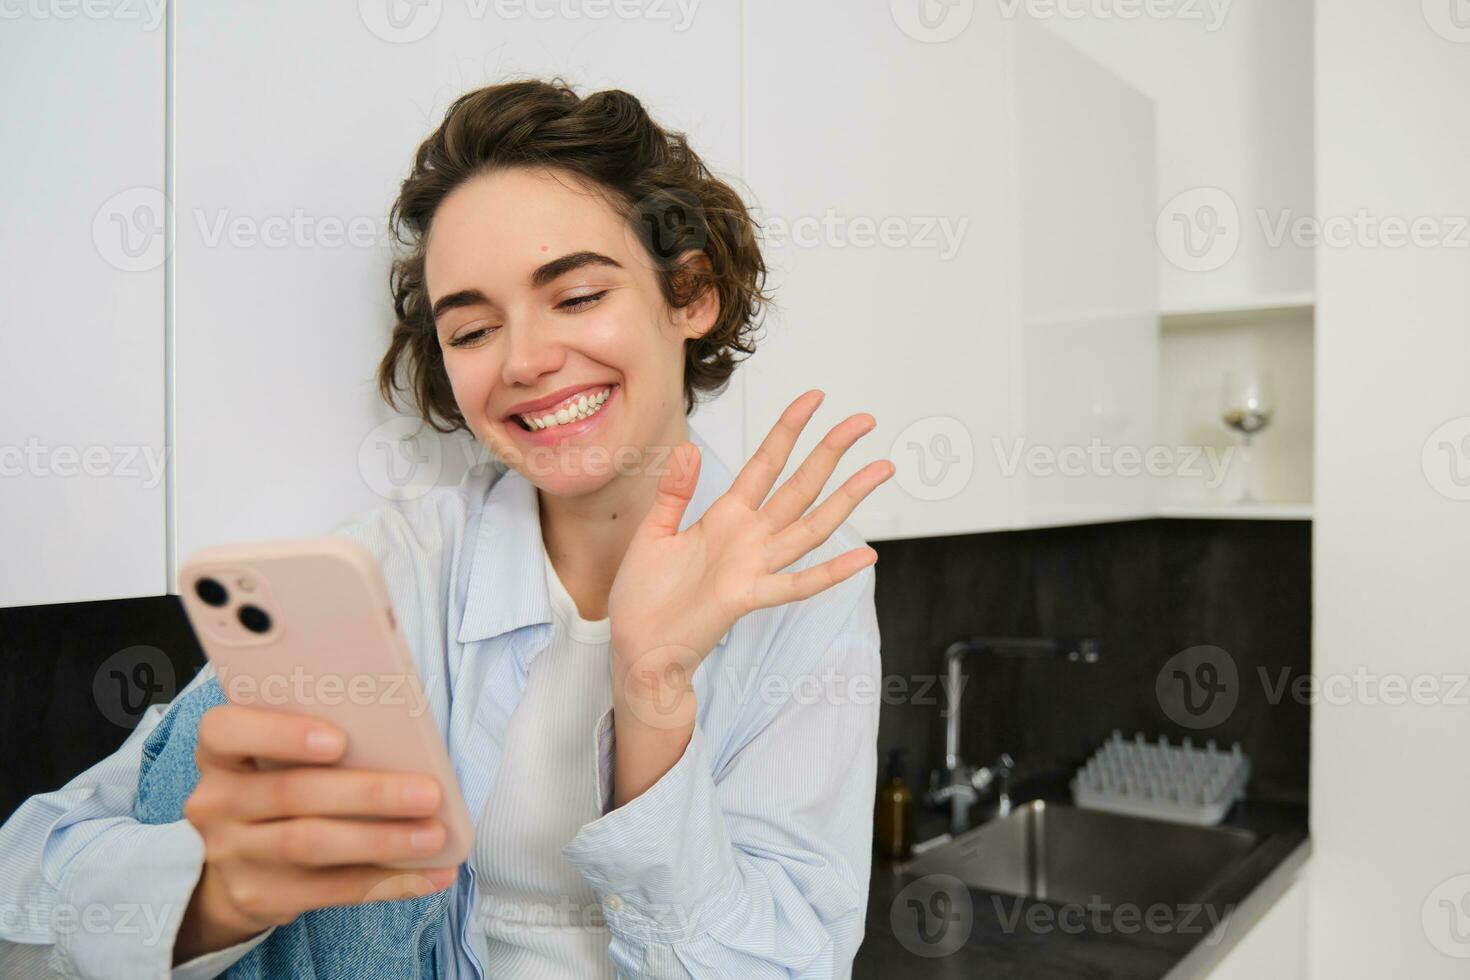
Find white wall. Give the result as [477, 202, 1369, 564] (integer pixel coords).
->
[1311, 1, 1470, 975]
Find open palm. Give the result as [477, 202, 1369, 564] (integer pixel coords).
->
[607, 390, 894, 680]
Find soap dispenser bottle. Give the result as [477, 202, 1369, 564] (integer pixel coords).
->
[875, 748, 915, 861]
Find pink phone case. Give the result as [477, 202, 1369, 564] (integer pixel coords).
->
[178, 536, 473, 870]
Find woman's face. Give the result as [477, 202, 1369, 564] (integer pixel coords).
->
[424, 165, 716, 497]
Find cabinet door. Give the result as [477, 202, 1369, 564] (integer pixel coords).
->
[171, 3, 741, 584]
[743, 2, 1019, 542]
[1013, 19, 1159, 527]
[0, 15, 167, 607]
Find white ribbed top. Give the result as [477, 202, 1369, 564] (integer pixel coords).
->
[466, 544, 616, 979]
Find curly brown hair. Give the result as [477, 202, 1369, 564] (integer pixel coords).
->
[377, 76, 772, 434]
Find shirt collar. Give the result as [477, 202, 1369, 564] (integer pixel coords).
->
[457, 427, 737, 648]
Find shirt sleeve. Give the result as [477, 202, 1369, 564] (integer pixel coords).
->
[0, 661, 265, 980]
[562, 564, 881, 979]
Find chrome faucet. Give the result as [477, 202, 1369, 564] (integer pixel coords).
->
[925, 635, 1100, 836]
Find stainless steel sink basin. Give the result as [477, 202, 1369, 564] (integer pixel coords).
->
[898, 800, 1257, 908]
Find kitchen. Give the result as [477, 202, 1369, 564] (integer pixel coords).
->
[1, 1, 1466, 977]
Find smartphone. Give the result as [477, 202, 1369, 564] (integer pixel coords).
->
[178, 536, 473, 870]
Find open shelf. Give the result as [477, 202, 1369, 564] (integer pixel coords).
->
[1158, 502, 1313, 521]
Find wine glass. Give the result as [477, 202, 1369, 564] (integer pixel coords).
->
[1220, 370, 1274, 504]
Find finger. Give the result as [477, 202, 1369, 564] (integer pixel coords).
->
[227, 864, 457, 925]
[199, 767, 444, 823]
[749, 546, 877, 611]
[197, 704, 346, 774]
[760, 412, 877, 530]
[638, 441, 701, 540]
[238, 816, 448, 868]
[765, 458, 895, 571]
[726, 390, 825, 510]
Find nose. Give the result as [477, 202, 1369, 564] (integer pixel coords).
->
[499, 316, 566, 388]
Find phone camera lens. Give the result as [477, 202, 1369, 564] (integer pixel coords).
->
[196, 577, 228, 607]
[238, 605, 272, 634]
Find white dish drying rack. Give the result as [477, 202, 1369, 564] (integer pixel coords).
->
[1071, 730, 1249, 826]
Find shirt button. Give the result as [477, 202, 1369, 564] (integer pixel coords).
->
[604, 894, 624, 912]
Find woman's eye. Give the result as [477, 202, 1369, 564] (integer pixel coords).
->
[559, 290, 609, 311]
[448, 327, 496, 348]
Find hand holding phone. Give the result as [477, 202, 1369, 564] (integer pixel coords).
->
[174, 704, 459, 963]
[173, 537, 475, 962]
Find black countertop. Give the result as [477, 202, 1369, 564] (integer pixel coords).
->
[855, 779, 1309, 980]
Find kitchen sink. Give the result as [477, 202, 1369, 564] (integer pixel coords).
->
[897, 800, 1258, 908]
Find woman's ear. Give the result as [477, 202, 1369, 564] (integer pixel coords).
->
[670, 249, 721, 342]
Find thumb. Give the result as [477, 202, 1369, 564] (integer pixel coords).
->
[640, 442, 701, 539]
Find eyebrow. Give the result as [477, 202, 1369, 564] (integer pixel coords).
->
[430, 250, 624, 324]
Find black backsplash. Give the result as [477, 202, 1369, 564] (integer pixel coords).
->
[870, 518, 1311, 809]
[2, 517, 1310, 824]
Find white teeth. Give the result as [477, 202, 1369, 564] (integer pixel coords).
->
[522, 387, 611, 430]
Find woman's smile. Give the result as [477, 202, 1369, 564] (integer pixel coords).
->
[506, 382, 620, 446]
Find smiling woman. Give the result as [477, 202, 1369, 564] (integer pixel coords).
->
[0, 75, 890, 980]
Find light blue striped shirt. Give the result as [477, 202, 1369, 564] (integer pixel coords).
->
[0, 426, 882, 979]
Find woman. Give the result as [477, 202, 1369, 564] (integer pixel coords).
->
[0, 78, 891, 979]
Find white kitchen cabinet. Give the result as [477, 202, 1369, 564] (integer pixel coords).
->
[743, 5, 1157, 541]
[1201, 876, 1306, 980]
[1012, 21, 1158, 527]
[168, 3, 744, 589]
[0, 15, 167, 608]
